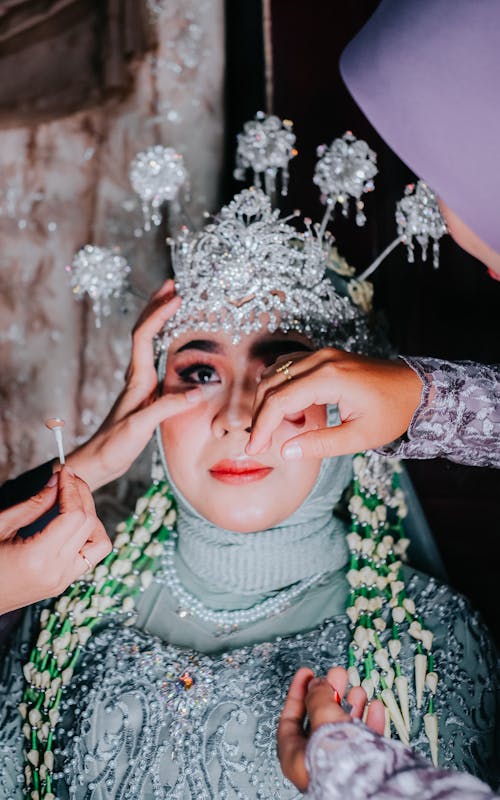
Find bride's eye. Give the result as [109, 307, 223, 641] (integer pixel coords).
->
[177, 363, 220, 384]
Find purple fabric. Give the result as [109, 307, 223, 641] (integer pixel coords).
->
[379, 358, 500, 468]
[305, 721, 498, 800]
[340, 0, 500, 252]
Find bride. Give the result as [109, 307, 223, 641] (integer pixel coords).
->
[0, 189, 497, 799]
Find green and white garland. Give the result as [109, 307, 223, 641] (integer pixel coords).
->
[19, 481, 176, 800]
[19, 455, 439, 799]
[347, 453, 439, 765]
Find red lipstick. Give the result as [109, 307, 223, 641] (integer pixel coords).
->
[209, 459, 273, 485]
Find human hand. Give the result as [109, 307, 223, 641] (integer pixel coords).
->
[0, 466, 111, 614]
[67, 280, 202, 490]
[246, 348, 422, 460]
[277, 666, 386, 793]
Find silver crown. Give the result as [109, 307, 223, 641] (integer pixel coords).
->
[163, 188, 365, 348]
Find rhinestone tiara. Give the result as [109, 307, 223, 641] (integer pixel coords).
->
[162, 187, 367, 349]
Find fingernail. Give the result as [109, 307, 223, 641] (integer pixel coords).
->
[46, 473, 58, 487]
[186, 388, 203, 403]
[283, 443, 303, 460]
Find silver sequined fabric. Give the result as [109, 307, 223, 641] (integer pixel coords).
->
[0, 571, 498, 799]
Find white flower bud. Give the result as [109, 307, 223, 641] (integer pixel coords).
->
[361, 538, 375, 556]
[28, 709, 41, 727]
[346, 532, 362, 552]
[390, 580, 405, 597]
[36, 630, 51, 649]
[164, 509, 177, 527]
[132, 526, 151, 546]
[348, 666, 361, 686]
[134, 496, 150, 516]
[385, 667, 395, 688]
[55, 596, 70, 615]
[122, 596, 135, 614]
[388, 639, 401, 661]
[426, 671, 438, 694]
[141, 570, 153, 589]
[346, 606, 359, 624]
[403, 597, 416, 615]
[111, 559, 133, 578]
[420, 629, 434, 651]
[94, 565, 108, 582]
[61, 668, 73, 686]
[394, 538, 410, 557]
[75, 626, 92, 646]
[346, 569, 361, 588]
[44, 751, 54, 770]
[408, 621, 422, 640]
[374, 649, 390, 672]
[48, 708, 60, 726]
[391, 606, 405, 624]
[361, 677, 374, 700]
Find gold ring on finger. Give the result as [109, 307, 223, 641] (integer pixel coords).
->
[275, 360, 293, 381]
[79, 551, 93, 573]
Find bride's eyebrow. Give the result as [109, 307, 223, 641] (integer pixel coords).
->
[250, 339, 313, 360]
[173, 340, 224, 355]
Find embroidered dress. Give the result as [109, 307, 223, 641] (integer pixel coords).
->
[0, 462, 498, 799]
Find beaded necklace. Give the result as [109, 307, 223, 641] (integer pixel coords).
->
[19, 454, 439, 800]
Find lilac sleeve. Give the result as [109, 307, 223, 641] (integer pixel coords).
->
[378, 358, 500, 467]
[305, 722, 497, 800]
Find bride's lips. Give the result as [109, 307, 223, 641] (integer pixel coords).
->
[209, 459, 273, 485]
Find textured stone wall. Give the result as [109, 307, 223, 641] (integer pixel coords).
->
[0, 0, 224, 487]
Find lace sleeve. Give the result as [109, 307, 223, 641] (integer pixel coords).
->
[378, 358, 500, 467]
[305, 722, 497, 800]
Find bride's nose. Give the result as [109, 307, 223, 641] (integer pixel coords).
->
[212, 381, 253, 437]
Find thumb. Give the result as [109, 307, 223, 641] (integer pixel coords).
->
[0, 479, 59, 540]
[282, 420, 368, 461]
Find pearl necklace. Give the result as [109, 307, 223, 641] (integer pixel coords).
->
[161, 529, 327, 633]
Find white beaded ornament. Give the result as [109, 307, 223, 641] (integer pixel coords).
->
[396, 181, 447, 269]
[314, 131, 378, 230]
[234, 112, 297, 196]
[129, 145, 188, 231]
[66, 245, 131, 327]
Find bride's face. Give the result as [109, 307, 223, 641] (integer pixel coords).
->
[160, 328, 326, 532]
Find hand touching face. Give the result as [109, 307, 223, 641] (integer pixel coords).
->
[160, 329, 326, 532]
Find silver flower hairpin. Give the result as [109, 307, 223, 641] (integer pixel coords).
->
[357, 180, 448, 281]
[66, 245, 132, 328]
[314, 131, 378, 233]
[129, 145, 189, 231]
[234, 111, 297, 197]
[396, 182, 447, 268]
